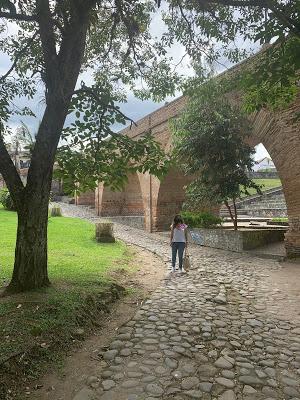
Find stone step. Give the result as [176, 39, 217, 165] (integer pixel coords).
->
[243, 200, 286, 206]
[239, 206, 287, 211]
[220, 187, 287, 220]
[220, 200, 286, 210]
[220, 208, 288, 218]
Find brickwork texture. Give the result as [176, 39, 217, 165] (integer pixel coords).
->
[77, 72, 300, 257]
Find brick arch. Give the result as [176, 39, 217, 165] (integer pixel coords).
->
[150, 168, 192, 231]
[154, 96, 299, 256]
[248, 105, 300, 256]
[91, 71, 300, 255]
[75, 189, 95, 207]
[96, 173, 145, 217]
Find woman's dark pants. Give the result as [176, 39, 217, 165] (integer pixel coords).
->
[172, 242, 186, 270]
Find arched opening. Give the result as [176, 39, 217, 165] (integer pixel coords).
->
[222, 143, 286, 219]
[247, 105, 300, 257]
[121, 173, 145, 216]
[152, 168, 192, 231]
[251, 143, 285, 215]
[75, 189, 96, 208]
[97, 173, 145, 228]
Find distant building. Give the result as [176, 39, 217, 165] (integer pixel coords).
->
[253, 156, 276, 172]
[0, 151, 63, 196]
[0, 150, 30, 187]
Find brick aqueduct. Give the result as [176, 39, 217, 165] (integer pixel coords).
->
[77, 70, 300, 257]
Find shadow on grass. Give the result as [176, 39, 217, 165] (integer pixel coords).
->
[0, 281, 126, 399]
[0, 208, 135, 399]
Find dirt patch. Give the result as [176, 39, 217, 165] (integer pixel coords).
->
[0, 282, 125, 400]
[27, 245, 167, 400]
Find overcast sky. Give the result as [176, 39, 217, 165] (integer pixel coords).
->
[0, 14, 269, 161]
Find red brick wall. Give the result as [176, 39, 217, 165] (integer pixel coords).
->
[116, 93, 300, 256]
[86, 57, 300, 255]
[97, 174, 144, 217]
[151, 168, 191, 231]
[76, 190, 95, 207]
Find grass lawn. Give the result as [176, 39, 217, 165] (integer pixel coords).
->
[241, 178, 282, 197]
[272, 217, 288, 222]
[0, 206, 133, 396]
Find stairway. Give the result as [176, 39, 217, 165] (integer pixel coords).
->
[220, 187, 287, 219]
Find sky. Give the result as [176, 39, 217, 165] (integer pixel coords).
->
[0, 12, 270, 161]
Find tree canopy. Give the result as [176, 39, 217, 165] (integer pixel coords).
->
[161, 0, 300, 110]
[0, 0, 298, 292]
[0, 0, 180, 292]
[172, 80, 262, 230]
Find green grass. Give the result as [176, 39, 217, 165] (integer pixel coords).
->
[241, 178, 282, 197]
[0, 206, 133, 396]
[0, 207, 129, 287]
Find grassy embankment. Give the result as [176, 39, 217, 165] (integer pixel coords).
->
[242, 178, 281, 197]
[0, 206, 133, 397]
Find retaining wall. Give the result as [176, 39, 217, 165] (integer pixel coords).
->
[189, 228, 286, 252]
[99, 216, 145, 230]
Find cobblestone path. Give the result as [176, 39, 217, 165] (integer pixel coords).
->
[58, 204, 300, 400]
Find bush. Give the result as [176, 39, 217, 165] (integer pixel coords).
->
[0, 188, 16, 211]
[182, 211, 222, 229]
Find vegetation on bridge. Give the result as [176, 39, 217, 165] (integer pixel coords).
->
[172, 81, 262, 230]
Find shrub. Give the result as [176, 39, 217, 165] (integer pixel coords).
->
[182, 211, 222, 229]
[0, 188, 16, 211]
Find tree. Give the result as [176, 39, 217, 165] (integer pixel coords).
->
[172, 81, 261, 230]
[0, 0, 297, 293]
[0, 1, 176, 293]
[54, 81, 169, 194]
[160, 0, 300, 111]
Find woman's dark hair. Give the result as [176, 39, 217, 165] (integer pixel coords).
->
[173, 214, 183, 227]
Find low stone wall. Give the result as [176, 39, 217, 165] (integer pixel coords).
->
[100, 216, 145, 230]
[267, 221, 289, 227]
[246, 208, 287, 218]
[189, 228, 286, 252]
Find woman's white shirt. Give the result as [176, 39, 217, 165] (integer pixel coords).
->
[172, 227, 186, 242]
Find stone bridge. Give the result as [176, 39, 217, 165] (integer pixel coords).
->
[77, 64, 300, 257]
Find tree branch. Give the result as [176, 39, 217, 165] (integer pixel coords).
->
[176, 2, 229, 70]
[36, 0, 59, 85]
[0, 134, 24, 206]
[265, 0, 300, 37]
[205, 0, 267, 6]
[197, 0, 300, 37]
[0, 31, 39, 83]
[0, 11, 37, 22]
[73, 86, 138, 128]
[102, 14, 119, 60]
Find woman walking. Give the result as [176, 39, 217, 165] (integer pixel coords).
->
[170, 214, 188, 273]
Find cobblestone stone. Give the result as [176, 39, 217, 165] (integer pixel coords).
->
[61, 205, 300, 400]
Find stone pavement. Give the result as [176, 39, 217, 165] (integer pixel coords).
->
[58, 204, 300, 400]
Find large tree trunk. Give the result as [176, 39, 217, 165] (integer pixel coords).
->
[8, 196, 50, 292]
[1, 7, 90, 293]
[5, 96, 69, 293]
